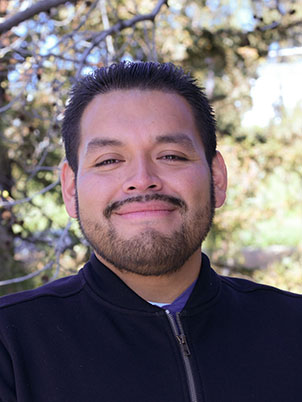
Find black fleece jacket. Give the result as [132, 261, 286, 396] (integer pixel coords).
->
[1, 253, 302, 402]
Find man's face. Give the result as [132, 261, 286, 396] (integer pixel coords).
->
[62, 89, 226, 276]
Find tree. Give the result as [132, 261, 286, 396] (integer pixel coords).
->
[0, 0, 301, 294]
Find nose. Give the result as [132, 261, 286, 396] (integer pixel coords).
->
[122, 158, 163, 194]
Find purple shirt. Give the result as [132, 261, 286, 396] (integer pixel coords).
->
[149, 280, 197, 316]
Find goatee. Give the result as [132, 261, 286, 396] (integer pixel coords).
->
[75, 182, 215, 276]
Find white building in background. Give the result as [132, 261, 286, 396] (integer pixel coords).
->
[243, 47, 302, 127]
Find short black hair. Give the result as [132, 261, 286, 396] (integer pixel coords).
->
[62, 61, 217, 173]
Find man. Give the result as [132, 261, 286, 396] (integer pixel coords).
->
[0, 62, 301, 402]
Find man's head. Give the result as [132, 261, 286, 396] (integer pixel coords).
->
[61, 62, 227, 277]
[62, 61, 217, 174]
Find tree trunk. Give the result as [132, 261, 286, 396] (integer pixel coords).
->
[0, 68, 28, 295]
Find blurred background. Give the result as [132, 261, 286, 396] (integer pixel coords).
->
[0, 0, 301, 296]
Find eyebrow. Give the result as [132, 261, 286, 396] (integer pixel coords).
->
[155, 133, 195, 149]
[85, 138, 124, 155]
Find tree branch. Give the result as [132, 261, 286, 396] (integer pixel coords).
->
[0, 179, 60, 208]
[99, 0, 115, 60]
[0, 261, 54, 286]
[0, 219, 73, 287]
[0, 0, 78, 35]
[76, 0, 168, 77]
[50, 219, 73, 281]
[0, 93, 22, 113]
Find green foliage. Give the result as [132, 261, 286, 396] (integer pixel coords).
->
[0, 0, 301, 294]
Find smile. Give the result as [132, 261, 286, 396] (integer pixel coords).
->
[114, 202, 176, 219]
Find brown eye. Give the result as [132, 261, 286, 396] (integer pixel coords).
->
[96, 159, 120, 166]
[161, 155, 187, 161]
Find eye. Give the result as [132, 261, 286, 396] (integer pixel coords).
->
[160, 154, 188, 161]
[95, 158, 122, 167]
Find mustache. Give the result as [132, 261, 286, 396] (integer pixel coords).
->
[103, 193, 187, 219]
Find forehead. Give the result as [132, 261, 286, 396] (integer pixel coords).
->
[79, 89, 200, 147]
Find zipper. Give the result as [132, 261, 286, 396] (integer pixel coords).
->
[166, 310, 199, 402]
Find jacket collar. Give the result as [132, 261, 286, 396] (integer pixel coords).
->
[82, 252, 220, 314]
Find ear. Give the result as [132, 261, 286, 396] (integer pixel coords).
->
[211, 151, 227, 208]
[61, 160, 77, 218]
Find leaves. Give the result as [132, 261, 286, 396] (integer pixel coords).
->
[0, 0, 301, 294]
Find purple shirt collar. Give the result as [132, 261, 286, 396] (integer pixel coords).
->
[160, 279, 197, 316]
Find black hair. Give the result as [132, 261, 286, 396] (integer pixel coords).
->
[62, 61, 217, 173]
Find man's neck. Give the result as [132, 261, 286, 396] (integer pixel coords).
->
[95, 250, 202, 304]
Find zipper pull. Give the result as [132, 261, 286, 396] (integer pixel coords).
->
[176, 334, 191, 356]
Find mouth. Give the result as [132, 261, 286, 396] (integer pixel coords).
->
[103, 193, 186, 219]
[114, 202, 177, 219]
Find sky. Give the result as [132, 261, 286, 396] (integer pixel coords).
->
[242, 50, 302, 127]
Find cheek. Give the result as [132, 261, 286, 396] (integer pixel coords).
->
[76, 173, 116, 211]
[174, 168, 210, 204]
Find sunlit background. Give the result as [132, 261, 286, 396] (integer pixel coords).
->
[0, 0, 301, 295]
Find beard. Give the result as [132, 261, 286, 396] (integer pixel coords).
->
[76, 181, 215, 277]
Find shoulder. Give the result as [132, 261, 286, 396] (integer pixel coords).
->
[0, 270, 85, 312]
[219, 274, 302, 313]
[220, 274, 302, 297]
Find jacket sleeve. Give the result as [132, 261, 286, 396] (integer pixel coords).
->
[0, 334, 16, 402]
